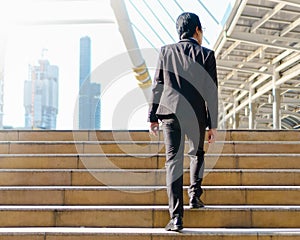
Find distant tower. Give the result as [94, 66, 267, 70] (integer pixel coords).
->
[79, 37, 91, 88]
[90, 82, 101, 129]
[24, 51, 59, 129]
[79, 36, 101, 129]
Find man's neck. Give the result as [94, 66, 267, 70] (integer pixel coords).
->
[190, 37, 200, 45]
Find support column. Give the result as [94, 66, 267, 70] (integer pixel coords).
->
[233, 99, 240, 129]
[272, 65, 281, 129]
[272, 88, 281, 129]
[248, 86, 256, 129]
[221, 102, 227, 129]
[249, 103, 256, 129]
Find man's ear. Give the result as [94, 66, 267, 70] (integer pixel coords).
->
[193, 26, 200, 38]
[194, 26, 203, 45]
[196, 26, 202, 34]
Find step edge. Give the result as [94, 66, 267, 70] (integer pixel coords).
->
[0, 186, 299, 190]
[0, 227, 299, 235]
[0, 205, 299, 210]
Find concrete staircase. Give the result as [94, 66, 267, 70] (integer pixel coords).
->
[0, 129, 299, 239]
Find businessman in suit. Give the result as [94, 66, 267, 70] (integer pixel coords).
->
[148, 12, 218, 231]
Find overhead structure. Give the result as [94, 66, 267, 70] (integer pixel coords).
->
[215, 0, 300, 129]
[110, 0, 226, 103]
[110, 0, 152, 102]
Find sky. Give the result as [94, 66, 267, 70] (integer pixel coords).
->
[0, 0, 235, 130]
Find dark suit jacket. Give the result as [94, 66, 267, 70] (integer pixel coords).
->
[148, 38, 218, 129]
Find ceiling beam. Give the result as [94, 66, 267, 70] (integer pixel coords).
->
[228, 32, 300, 52]
[275, 53, 300, 72]
[214, 0, 248, 56]
[227, 0, 249, 36]
[217, 65, 272, 76]
[282, 97, 300, 104]
[268, 0, 300, 8]
[219, 85, 249, 91]
[280, 17, 300, 36]
[217, 60, 272, 73]
[250, 2, 285, 32]
[220, 41, 240, 59]
[275, 63, 300, 86]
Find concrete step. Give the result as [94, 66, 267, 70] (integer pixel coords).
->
[1, 130, 299, 141]
[0, 130, 298, 237]
[0, 169, 299, 186]
[0, 186, 298, 205]
[0, 205, 298, 228]
[0, 153, 299, 169]
[0, 227, 300, 240]
[0, 140, 299, 154]
[0, 130, 156, 142]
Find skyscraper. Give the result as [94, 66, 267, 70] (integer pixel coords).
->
[24, 55, 59, 129]
[79, 36, 91, 88]
[79, 36, 101, 129]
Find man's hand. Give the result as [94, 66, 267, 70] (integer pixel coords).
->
[208, 128, 217, 143]
[149, 122, 159, 136]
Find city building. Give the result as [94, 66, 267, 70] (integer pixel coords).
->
[78, 36, 101, 129]
[24, 54, 59, 129]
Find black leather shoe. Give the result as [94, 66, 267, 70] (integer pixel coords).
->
[189, 197, 204, 209]
[165, 216, 183, 231]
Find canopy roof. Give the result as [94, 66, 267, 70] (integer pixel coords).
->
[214, 0, 300, 129]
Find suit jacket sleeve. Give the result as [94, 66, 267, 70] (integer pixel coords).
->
[148, 48, 165, 122]
[204, 50, 218, 129]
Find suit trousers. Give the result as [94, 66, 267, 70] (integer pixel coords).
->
[161, 114, 206, 219]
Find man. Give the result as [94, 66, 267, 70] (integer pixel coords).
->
[148, 12, 218, 231]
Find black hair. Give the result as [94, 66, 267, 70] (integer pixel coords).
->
[176, 12, 202, 40]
